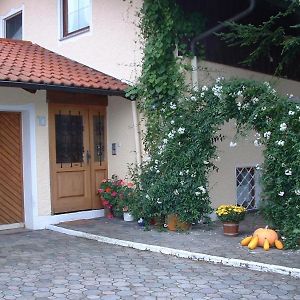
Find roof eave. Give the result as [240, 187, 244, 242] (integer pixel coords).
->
[0, 80, 131, 99]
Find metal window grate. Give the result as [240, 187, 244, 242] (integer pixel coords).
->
[236, 167, 260, 211]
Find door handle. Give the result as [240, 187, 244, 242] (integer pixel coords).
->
[86, 150, 91, 164]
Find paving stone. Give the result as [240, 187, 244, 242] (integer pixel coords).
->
[0, 229, 299, 300]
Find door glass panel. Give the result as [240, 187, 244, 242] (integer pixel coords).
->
[55, 114, 84, 164]
[93, 115, 105, 163]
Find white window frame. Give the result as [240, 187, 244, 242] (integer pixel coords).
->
[235, 165, 262, 211]
[58, 0, 92, 41]
[0, 6, 24, 39]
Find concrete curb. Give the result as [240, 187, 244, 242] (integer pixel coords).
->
[47, 225, 300, 279]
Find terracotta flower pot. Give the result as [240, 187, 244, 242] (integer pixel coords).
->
[222, 222, 239, 236]
[167, 214, 191, 231]
[104, 207, 114, 219]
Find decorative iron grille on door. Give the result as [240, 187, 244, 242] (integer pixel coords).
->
[236, 167, 261, 210]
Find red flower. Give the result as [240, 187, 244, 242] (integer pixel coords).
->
[105, 187, 111, 193]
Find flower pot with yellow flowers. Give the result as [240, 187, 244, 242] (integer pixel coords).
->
[216, 205, 246, 236]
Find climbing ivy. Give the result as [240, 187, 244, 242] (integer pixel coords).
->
[127, 0, 299, 248]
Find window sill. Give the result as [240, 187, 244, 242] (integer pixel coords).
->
[59, 27, 90, 41]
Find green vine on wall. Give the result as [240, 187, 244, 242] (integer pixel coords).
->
[127, 0, 300, 248]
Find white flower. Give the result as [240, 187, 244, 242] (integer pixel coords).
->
[170, 120, 175, 125]
[179, 171, 184, 176]
[261, 106, 266, 111]
[201, 85, 208, 92]
[170, 102, 177, 110]
[252, 97, 259, 104]
[195, 191, 201, 196]
[191, 173, 196, 178]
[288, 111, 295, 116]
[229, 142, 237, 148]
[276, 140, 285, 146]
[254, 140, 261, 147]
[185, 170, 189, 174]
[145, 194, 150, 199]
[263, 131, 271, 139]
[212, 84, 222, 98]
[264, 81, 271, 89]
[157, 200, 162, 204]
[237, 102, 242, 110]
[203, 160, 209, 165]
[256, 164, 261, 170]
[295, 190, 300, 196]
[168, 132, 174, 139]
[198, 186, 206, 193]
[163, 138, 168, 144]
[178, 127, 185, 134]
[285, 169, 292, 176]
[155, 160, 159, 164]
[174, 189, 179, 195]
[296, 105, 300, 111]
[190, 96, 196, 101]
[180, 181, 184, 185]
[280, 123, 287, 131]
[200, 92, 205, 98]
[278, 192, 284, 197]
[156, 170, 160, 174]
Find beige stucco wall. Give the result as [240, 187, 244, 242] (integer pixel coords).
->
[107, 96, 137, 180]
[197, 61, 300, 208]
[0, 0, 143, 83]
[0, 87, 51, 216]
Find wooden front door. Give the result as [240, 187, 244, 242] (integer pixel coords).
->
[0, 112, 24, 224]
[49, 104, 107, 214]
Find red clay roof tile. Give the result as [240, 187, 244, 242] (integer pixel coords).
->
[0, 39, 128, 94]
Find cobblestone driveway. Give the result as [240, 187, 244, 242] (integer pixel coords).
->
[0, 230, 299, 300]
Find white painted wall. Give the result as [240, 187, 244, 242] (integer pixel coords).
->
[107, 96, 137, 179]
[197, 61, 300, 208]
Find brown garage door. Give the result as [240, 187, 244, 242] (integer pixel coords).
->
[0, 112, 24, 224]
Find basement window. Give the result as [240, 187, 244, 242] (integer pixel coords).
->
[236, 166, 261, 211]
[62, 0, 90, 37]
[5, 12, 22, 40]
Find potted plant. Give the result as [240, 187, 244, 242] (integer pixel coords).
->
[216, 205, 246, 236]
[98, 175, 135, 221]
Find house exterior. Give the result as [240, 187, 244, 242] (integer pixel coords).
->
[0, 0, 299, 229]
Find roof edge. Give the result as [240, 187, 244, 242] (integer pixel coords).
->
[0, 80, 132, 99]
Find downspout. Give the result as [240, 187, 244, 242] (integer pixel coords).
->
[131, 100, 142, 166]
[190, 0, 256, 90]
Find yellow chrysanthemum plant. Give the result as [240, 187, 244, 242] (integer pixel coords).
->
[216, 205, 246, 223]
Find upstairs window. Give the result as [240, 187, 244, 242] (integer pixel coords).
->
[63, 0, 90, 37]
[5, 12, 22, 40]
